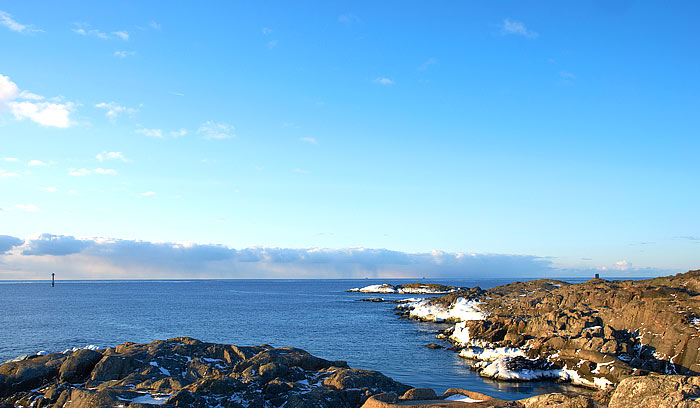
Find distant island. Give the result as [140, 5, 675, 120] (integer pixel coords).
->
[346, 283, 459, 294]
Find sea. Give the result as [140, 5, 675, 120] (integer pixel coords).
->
[0, 278, 593, 401]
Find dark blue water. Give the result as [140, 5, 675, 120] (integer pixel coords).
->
[0, 279, 589, 400]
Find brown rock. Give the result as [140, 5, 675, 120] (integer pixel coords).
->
[59, 349, 103, 383]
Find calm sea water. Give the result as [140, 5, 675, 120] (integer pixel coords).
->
[0, 278, 591, 400]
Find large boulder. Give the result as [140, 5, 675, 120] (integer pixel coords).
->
[59, 349, 103, 383]
[0, 354, 65, 397]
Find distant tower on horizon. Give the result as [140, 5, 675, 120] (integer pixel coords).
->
[51, 273, 55, 287]
[595, 273, 600, 279]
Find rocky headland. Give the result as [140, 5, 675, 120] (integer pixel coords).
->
[2, 337, 700, 407]
[347, 283, 459, 294]
[390, 270, 700, 398]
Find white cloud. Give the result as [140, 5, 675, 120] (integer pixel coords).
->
[267, 39, 278, 48]
[96, 151, 130, 162]
[262, 27, 272, 35]
[0, 74, 19, 99]
[112, 31, 129, 40]
[501, 18, 538, 38]
[170, 128, 187, 137]
[198, 121, 234, 140]
[2, 204, 39, 212]
[0, 10, 41, 34]
[149, 21, 161, 30]
[41, 187, 57, 192]
[113, 50, 136, 58]
[0, 233, 563, 279]
[136, 128, 163, 138]
[9, 100, 74, 127]
[28, 160, 47, 166]
[68, 168, 117, 176]
[615, 260, 631, 271]
[0, 169, 21, 178]
[374, 77, 395, 85]
[140, 191, 156, 197]
[300, 137, 318, 144]
[3, 158, 19, 162]
[95, 101, 138, 119]
[418, 57, 437, 71]
[0, 74, 74, 128]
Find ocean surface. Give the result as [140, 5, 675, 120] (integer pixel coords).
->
[0, 278, 593, 400]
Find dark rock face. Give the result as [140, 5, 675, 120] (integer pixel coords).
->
[58, 349, 103, 383]
[0, 338, 411, 408]
[396, 270, 700, 390]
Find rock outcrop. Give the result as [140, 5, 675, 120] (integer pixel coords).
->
[3, 338, 700, 407]
[347, 283, 459, 294]
[394, 270, 700, 391]
[360, 376, 700, 407]
[0, 338, 410, 408]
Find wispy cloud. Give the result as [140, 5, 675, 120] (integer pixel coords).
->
[41, 187, 57, 192]
[0, 169, 22, 178]
[374, 77, 395, 86]
[28, 160, 47, 167]
[72, 23, 128, 40]
[135, 128, 163, 138]
[198, 121, 234, 140]
[1, 204, 39, 213]
[2, 158, 19, 162]
[112, 30, 129, 40]
[267, 39, 278, 49]
[300, 137, 318, 144]
[149, 21, 161, 30]
[113, 50, 136, 58]
[338, 13, 360, 26]
[262, 27, 272, 35]
[0, 10, 41, 34]
[170, 129, 187, 137]
[501, 18, 538, 38]
[96, 151, 130, 162]
[139, 191, 156, 197]
[294, 168, 310, 174]
[418, 57, 437, 71]
[96, 101, 138, 120]
[0, 74, 75, 128]
[68, 168, 118, 176]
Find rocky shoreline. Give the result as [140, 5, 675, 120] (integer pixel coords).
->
[363, 270, 700, 404]
[2, 338, 700, 407]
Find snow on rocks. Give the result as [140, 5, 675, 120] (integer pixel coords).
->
[407, 298, 488, 323]
[459, 346, 526, 361]
[347, 283, 459, 294]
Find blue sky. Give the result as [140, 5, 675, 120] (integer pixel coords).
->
[1, 1, 699, 278]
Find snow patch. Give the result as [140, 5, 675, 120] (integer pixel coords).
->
[409, 298, 488, 322]
[459, 346, 526, 361]
[444, 394, 484, 403]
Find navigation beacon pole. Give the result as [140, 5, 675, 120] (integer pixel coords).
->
[51, 273, 55, 287]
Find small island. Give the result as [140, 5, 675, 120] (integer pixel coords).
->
[347, 283, 459, 294]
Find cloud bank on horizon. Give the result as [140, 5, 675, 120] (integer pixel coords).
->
[0, 233, 671, 280]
